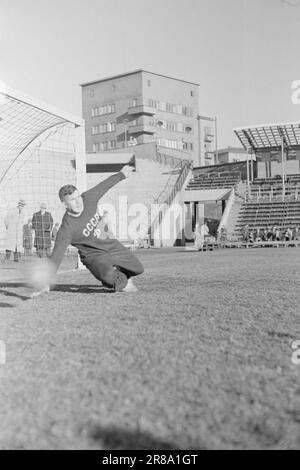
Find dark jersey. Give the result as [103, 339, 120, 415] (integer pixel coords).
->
[50, 172, 125, 269]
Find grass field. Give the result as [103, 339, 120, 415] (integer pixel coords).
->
[0, 248, 299, 450]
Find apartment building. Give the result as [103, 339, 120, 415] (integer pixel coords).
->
[81, 70, 204, 165]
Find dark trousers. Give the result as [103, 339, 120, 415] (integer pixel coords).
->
[36, 247, 51, 258]
[6, 249, 21, 262]
[84, 248, 144, 291]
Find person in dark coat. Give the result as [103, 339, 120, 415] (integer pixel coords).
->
[32, 203, 54, 258]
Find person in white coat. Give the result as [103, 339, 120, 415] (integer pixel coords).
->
[4, 199, 26, 262]
[194, 222, 210, 251]
[194, 223, 204, 250]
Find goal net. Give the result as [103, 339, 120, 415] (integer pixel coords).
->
[0, 82, 86, 268]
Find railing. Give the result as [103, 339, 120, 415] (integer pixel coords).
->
[149, 161, 192, 245]
[196, 171, 241, 179]
[245, 186, 300, 202]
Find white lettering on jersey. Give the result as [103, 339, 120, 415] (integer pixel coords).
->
[82, 213, 101, 237]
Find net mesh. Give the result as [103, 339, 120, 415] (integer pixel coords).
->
[0, 88, 82, 267]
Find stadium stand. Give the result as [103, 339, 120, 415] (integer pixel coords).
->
[186, 172, 241, 190]
[236, 201, 300, 231]
[248, 174, 300, 200]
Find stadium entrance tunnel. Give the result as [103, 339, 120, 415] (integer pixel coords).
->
[182, 189, 232, 239]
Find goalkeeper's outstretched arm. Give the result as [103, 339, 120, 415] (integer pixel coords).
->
[82, 165, 134, 202]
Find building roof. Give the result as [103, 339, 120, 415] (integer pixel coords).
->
[215, 147, 247, 155]
[0, 84, 84, 186]
[0, 83, 83, 127]
[193, 160, 249, 172]
[80, 69, 200, 87]
[234, 122, 300, 151]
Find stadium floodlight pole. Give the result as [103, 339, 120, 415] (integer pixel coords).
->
[215, 117, 218, 164]
[250, 149, 254, 183]
[281, 134, 286, 200]
[246, 147, 250, 193]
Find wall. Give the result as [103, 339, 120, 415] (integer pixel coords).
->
[257, 160, 300, 178]
[82, 73, 143, 152]
[86, 156, 178, 241]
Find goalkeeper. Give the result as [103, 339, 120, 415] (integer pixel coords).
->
[31, 165, 144, 296]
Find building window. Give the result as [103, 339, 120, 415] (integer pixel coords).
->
[132, 98, 138, 107]
[158, 101, 166, 112]
[147, 80, 151, 87]
[182, 106, 193, 117]
[92, 143, 100, 152]
[149, 99, 193, 117]
[98, 140, 117, 152]
[112, 84, 116, 92]
[158, 138, 178, 149]
[92, 122, 116, 135]
[190, 91, 194, 97]
[148, 99, 158, 109]
[92, 103, 116, 117]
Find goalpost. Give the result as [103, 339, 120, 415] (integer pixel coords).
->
[0, 82, 86, 265]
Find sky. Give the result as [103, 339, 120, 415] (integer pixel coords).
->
[1, 0, 300, 148]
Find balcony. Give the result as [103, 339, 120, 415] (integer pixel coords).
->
[205, 152, 214, 160]
[127, 105, 156, 116]
[204, 134, 214, 143]
[128, 124, 155, 135]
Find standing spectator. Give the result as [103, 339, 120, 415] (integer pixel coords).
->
[292, 227, 299, 241]
[267, 227, 273, 241]
[193, 223, 204, 250]
[23, 219, 34, 256]
[202, 221, 210, 239]
[257, 228, 264, 242]
[218, 225, 227, 248]
[262, 228, 268, 242]
[249, 230, 255, 244]
[285, 228, 293, 241]
[241, 224, 249, 243]
[193, 222, 209, 250]
[275, 228, 282, 242]
[4, 199, 26, 262]
[32, 203, 53, 258]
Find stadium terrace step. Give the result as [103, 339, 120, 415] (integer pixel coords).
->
[234, 200, 300, 236]
[186, 171, 241, 191]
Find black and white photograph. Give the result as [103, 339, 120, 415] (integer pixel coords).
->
[0, 0, 299, 453]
